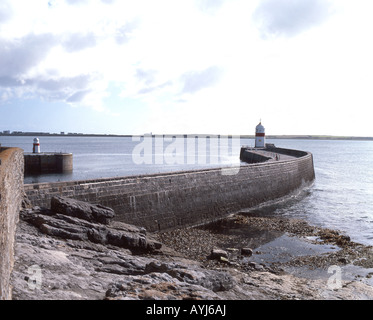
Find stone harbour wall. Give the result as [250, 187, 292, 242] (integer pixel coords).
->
[24, 149, 315, 232]
[24, 153, 73, 174]
[240, 149, 272, 163]
[0, 147, 24, 300]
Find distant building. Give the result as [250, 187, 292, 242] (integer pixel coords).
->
[60, 132, 65, 135]
[3, 130, 10, 134]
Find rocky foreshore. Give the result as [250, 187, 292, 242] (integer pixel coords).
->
[11, 197, 373, 300]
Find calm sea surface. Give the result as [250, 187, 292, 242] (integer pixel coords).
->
[1, 136, 373, 246]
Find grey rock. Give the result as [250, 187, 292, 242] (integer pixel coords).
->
[241, 248, 253, 256]
[144, 261, 173, 274]
[51, 196, 115, 225]
[143, 261, 235, 292]
[169, 268, 235, 292]
[12, 201, 373, 300]
[11, 212, 233, 300]
[20, 207, 162, 253]
[248, 262, 265, 271]
[105, 273, 222, 300]
[209, 248, 228, 260]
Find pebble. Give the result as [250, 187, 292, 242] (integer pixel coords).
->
[209, 249, 229, 260]
[241, 248, 253, 256]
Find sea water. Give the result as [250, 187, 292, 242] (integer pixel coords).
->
[1, 135, 372, 246]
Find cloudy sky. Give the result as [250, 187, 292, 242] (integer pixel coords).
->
[0, 0, 372, 136]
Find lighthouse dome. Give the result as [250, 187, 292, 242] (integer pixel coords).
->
[256, 122, 265, 133]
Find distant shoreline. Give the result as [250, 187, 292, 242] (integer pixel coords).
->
[1, 133, 372, 141]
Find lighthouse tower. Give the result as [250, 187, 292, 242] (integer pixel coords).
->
[33, 138, 40, 153]
[255, 121, 265, 148]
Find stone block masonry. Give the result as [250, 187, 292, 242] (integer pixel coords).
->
[24, 148, 315, 233]
[24, 153, 73, 174]
[0, 147, 24, 300]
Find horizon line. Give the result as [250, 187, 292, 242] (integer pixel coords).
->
[1, 132, 373, 141]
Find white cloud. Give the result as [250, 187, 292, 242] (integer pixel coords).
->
[0, 0, 13, 24]
[181, 66, 224, 94]
[253, 0, 335, 38]
[0, 34, 57, 78]
[62, 32, 98, 52]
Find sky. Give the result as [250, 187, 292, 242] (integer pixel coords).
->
[0, 0, 372, 136]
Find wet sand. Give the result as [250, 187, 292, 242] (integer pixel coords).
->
[154, 212, 373, 288]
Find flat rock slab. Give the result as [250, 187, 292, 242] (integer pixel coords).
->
[20, 207, 161, 254]
[51, 196, 115, 225]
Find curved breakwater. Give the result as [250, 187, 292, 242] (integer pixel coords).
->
[24, 148, 315, 232]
